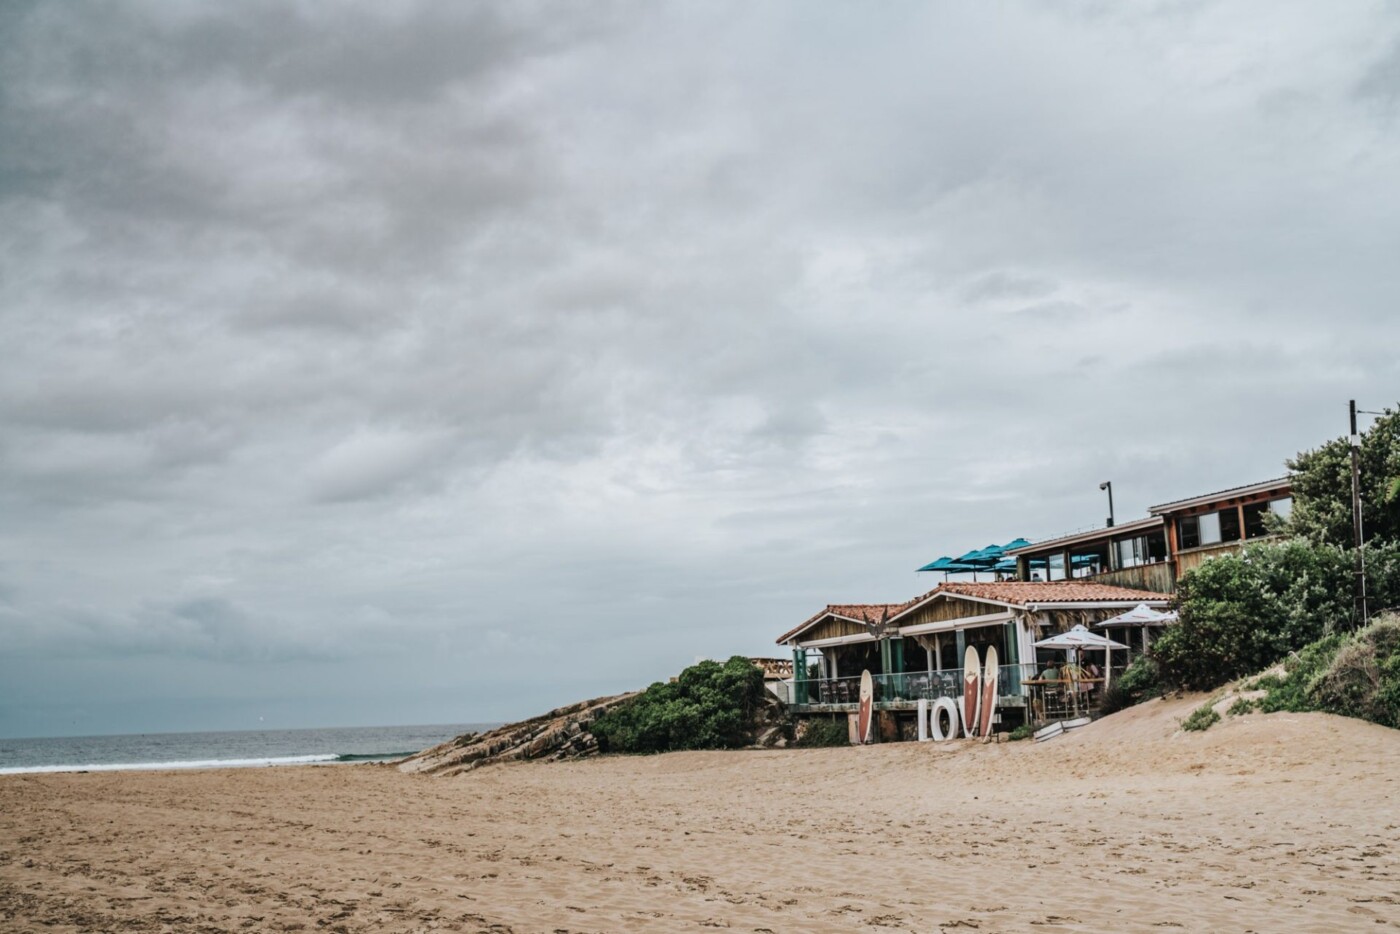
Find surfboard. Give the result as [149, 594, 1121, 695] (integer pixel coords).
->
[979, 645, 999, 738]
[962, 646, 982, 738]
[857, 669, 874, 744]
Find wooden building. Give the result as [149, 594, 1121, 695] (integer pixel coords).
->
[1149, 477, 1293, 579]
[1007, 477, 1293, 594]
[776, 581, 1169, 732]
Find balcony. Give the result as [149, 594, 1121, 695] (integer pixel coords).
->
[778, 662, 1128, 725]
[777, 664, 1034, 711]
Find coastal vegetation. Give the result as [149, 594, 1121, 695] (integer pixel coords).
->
[1147, 407, 1400, 712]
[1179, 702, 1220, 732]
[1252, 615, 1400, 728]
[590, 656, 770, 754]
[1100, 655, 1162, 714]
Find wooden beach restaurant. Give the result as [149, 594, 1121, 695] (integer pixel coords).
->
[776, 581, 1169, 740]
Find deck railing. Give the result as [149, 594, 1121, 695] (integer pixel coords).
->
[782, 664, 1038, 707]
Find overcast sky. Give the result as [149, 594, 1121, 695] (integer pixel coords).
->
[3, 1, 1398, 737]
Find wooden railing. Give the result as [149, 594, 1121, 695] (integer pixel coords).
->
[780, 665, 1036, 709]
[1085, 562, 1175, 594]
[1174, 541, 1246, 577]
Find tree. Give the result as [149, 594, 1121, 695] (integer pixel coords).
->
[590, 656, 766, 754]
[1287, 404, 1400, 549]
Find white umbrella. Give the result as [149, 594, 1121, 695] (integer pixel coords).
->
[1033, 624, 1128, 651]
[1033, 625, 1128, 695]
[1093, 603, 1177, 627]
[1092, 604, 1177, 655]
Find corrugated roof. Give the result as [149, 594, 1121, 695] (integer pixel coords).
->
[1149, 477, 1292, 515]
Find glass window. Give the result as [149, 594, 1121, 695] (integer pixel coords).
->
[1219, 507, 1241, 543]
[1243, 501, 1270, 538]
[1147, 531, 1168, 562]
[1270, 496, 1293, 521]
[1047, 553, 1066, 581]
[1178, 516, 1200, 550]
[1198, 512, 1222, 545]
[1116, 536, 1149, 568]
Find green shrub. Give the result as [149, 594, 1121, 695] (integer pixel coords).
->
[1249, 615, 1400, 729]
[1302, 617, 1400, 727]
[591, 656, 766, 754]
[1226, 696, 1257, 716]
[1257, 633, 1345, 714]
[1180, 703, 1221, 732]
[794, 717, 850, 748]
[1100, 655, 1162, 715]
[1153, 539, 1356, 691]
[1007, 723, 1034, 742]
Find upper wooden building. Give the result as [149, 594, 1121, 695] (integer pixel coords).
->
[1006, 477, 1293, 594]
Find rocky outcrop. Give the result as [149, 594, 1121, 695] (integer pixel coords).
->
[751, 689, 792, 749]
[396, 693, 637, 776]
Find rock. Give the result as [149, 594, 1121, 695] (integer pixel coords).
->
[748, 690, 793, 749]
[397, 692, 638, 776]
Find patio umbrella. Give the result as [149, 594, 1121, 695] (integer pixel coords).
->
[1033, 625, 1129, 692]
[1093, 603, 1176, 627]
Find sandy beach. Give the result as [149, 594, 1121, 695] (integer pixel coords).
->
[3, 695, 1398, 933]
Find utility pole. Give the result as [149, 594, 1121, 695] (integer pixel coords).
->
[1100, 481, 1115, 528]
[1350, 400, 1369, 625]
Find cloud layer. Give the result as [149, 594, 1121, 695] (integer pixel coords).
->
[3, 1, 1399, 736]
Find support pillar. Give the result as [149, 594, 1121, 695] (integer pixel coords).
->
[792, 647, 807, 705]
[1003, 620, 1020, 695]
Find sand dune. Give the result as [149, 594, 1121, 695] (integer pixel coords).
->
[3, 695, 1398, 932]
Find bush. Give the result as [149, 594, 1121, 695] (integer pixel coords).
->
[1251, 615, 1400, 729]
[1100, 655, 1162, 715]
[1226, 696, 1257, 716]
[1180, 703, 1220, 732]
[1153, 539, 1356, 691]
[1303, 617, 1400, 727]
[591, 656, 766, 754]
[1007, 723, 1034, 742]
[794, 717, 850, 748]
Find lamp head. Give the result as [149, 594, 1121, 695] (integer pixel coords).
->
[1099, 481, 1109, 491]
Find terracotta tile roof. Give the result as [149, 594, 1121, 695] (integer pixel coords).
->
[779, 581, 1171, 645]
[908, 580, 1170, 609]
[774, 599, 919, 645]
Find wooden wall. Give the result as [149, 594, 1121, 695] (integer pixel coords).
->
[900, 597, 1003, 628]
[1175, 541, 1245, 577]
[1090, 563, 1175, 594]
[800, 615, 871, 644]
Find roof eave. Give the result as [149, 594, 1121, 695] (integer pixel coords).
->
[1025, 598, 1171, 611]
[1006, 516, 1165, 556]
[1148, 477, 1293, 516]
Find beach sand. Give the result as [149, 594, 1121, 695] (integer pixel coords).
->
[3, 694, 1398, 933]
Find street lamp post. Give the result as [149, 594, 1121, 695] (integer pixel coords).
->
[1100, 481, 1115, 528]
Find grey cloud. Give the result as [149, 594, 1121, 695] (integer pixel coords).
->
[1356, 38, 1400, 115]
[3, 1, 1399, 736]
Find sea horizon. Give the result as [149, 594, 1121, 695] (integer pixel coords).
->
[0, 722, 499, 775]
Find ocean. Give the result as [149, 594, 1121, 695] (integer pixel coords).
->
[0, 723, 496, 775]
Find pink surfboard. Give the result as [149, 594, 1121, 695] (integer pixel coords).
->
[979, 645, 999, 738]
[962, 646, 982, 738]
[857, 669, 874, 744]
